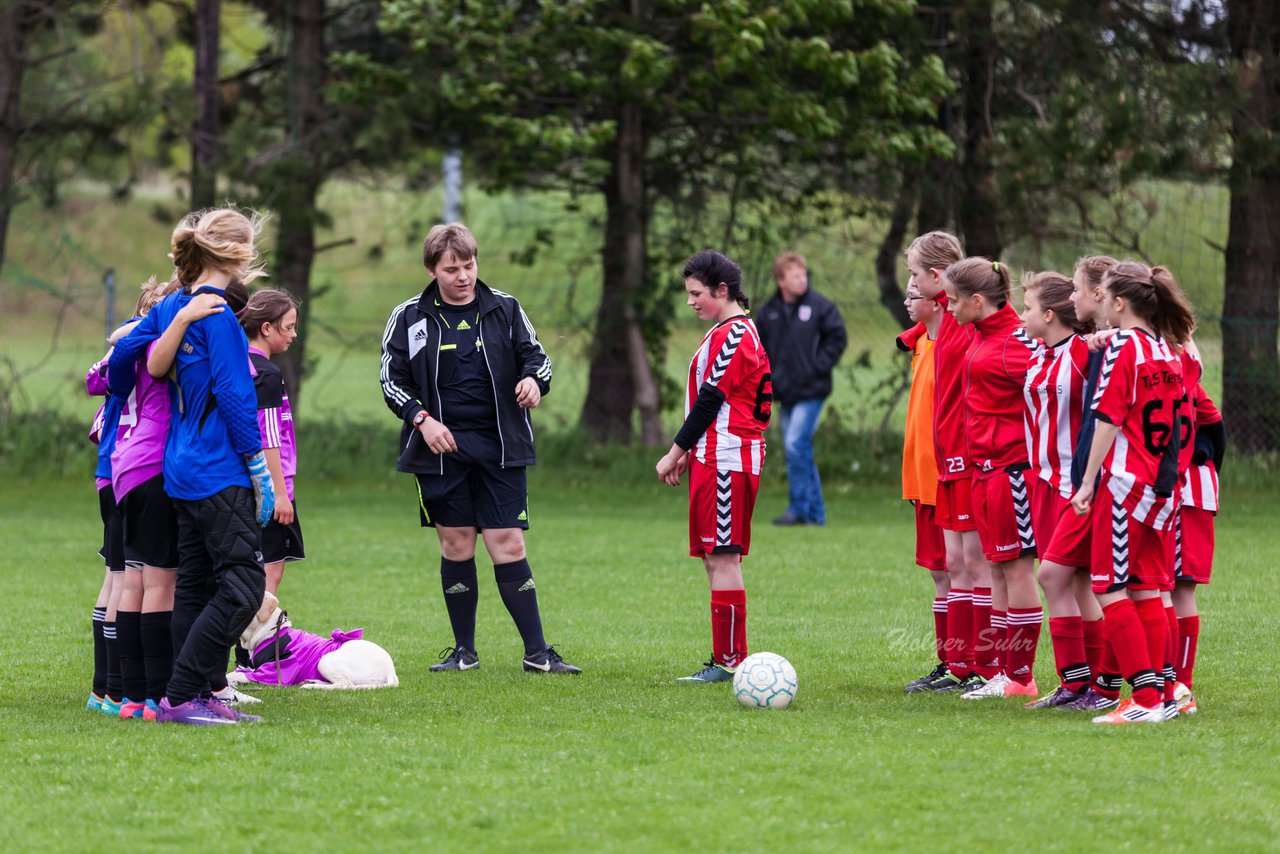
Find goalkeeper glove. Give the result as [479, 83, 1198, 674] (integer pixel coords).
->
[246, 451, 276, 528]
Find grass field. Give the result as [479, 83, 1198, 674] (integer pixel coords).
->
[2, 471, 1278, 851]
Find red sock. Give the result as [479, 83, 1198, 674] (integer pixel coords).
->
[946, 589, 974, 678]
[932, 597, 948, 664]
[1177, 615, 1200, 688]
[1102, 599, 1161, 708]
[710, 589, 747, 668]
[1005, 607, 1042, 685]
[1049, 616, 1089, 689]
[972, 587, 999, 678]
[1083, 618, 1105, 685]
[1095, 632, 1123, 702]
[1134, 598, 1169, 706]
[1163, 605, 1179, 702]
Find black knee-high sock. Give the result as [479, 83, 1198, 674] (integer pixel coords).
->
[140, 611, 173, 703]
[441, 557, 479, 650]
[116, 610, 145, 702]
[91, 607, 108, 696]
[103, 618, 121, 701]
[494, 559, 545, 656]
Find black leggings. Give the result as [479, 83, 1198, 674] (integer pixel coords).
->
[168, 486, 265, 705]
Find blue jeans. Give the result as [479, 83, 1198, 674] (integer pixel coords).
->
[778, 398, 826, 525]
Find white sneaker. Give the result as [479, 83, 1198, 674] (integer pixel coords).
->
[1092, 697, 1164, 724]
[1173, 681, 1198, 715]
[213, 685, 261, 705]
[962, 673, 1011, 699]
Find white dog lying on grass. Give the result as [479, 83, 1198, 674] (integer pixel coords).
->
[227, 592, 399, 689]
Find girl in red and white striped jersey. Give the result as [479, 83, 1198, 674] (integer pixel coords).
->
[656, 250, 772, 683]
[1071, 261, 1197, 724]
[1018, 271, 1107, 708]
[1170, 369, 1224, 715]
[941, 258, 1042, 700]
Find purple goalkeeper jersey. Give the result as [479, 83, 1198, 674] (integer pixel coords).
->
[234, 628, 364, 685]
[110, 341, 170, 501]
[250, 347, 297, 501]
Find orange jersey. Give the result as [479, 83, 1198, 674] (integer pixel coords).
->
[903, 334, 939, 504]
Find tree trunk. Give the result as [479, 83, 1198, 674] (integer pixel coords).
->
[955, 0, 1001, 259]
[191, 0, 219, 209]
[0, 1, 30, 280]
[875, 169, 917, 330]
[581, 100, 661, 444]
[271, 0, 325, 405]
[1222, 0, 1280, 452]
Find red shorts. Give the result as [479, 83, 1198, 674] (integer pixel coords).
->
[1174, 505, 1215, 585]
[1029, 477, 1068, 554]
[971, 467, 1036, 563]
[688, 461, 759, 558]
[1090, 496, 1174, 593]
[1042, 492, 1093, 569]
[936, 477, 976, 532]
[913, 502, 946, 571]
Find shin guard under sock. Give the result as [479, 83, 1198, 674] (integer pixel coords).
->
[441, 557, 479, 650]
[711, 589, 747, 668]
[495, 559, 546, 657]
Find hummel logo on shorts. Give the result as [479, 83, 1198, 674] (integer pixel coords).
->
[518, 578, 536, 592]
[444, 583, 471, 595]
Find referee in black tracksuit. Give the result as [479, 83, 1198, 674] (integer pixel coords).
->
[380, 223, 580, 674]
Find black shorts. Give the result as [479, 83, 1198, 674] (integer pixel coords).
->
[97, 483, 125, 572]
[415, 430, 529, 530]
[261, 501, 306, 564]
[120, 473, 179, 569]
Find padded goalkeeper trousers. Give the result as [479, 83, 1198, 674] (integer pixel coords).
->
[168, 486, 266, 705]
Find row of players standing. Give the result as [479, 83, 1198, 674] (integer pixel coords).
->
[898, 231, 1221, 723]
[85, 208, 306, 725]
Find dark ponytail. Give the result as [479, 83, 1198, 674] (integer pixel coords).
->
[682, 250, 749, 310]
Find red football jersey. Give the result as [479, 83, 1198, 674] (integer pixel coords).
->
[962, 303, 1034, 473]
[1023, 334, 1089, 497]
[685, 316, 771, 474]
[1091, 328, 1185, 529]
[932, 300, 975, 481]
[1180, 380, 1221, 513]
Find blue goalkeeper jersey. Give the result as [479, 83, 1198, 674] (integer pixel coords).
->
[109, 289, 260, 500]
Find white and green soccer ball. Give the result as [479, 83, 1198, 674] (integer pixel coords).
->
[733, 652, 797, 710]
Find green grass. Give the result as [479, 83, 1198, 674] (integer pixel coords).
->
[2, 472, 1278, 850]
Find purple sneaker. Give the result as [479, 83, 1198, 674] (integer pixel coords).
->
[1062, 687, 1120, 712]
[1024, 685, 1086, 709]
[157, 697, 239, 726]
[201, 697, 262, 723]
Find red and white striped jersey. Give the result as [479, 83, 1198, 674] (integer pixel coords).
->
[933, 302, 976, 481]
[1180, 380, 1221, 513]
[686, 316, 771, 474]
[1092, 328, 1185, 529]
[1023, 334, 1089, 497]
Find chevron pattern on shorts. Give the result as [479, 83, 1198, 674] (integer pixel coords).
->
[1173, 507, 1184, 580]
[707, 323, 745, 387]
[715, 470, 733, 547]
[1010, 470, 1036, 552]
[1111, 500, 1130, 585]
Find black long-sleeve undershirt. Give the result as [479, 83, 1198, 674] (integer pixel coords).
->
[673, 384, 727, 451]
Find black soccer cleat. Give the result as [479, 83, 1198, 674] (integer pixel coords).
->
[904, 662, 949, 694]
[430, 646, 480, 672]
[523, 646, 582, 674]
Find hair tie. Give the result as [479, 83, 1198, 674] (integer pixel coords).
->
[992, 261, 1000, 272]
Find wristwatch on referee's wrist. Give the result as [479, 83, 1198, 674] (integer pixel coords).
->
[412, 411, 429, 428]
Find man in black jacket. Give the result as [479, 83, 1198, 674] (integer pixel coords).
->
[756, 252, 848, 526]
[380, 223, 580, 674]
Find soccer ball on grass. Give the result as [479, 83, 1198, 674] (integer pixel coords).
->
[732, 652, 797, 710]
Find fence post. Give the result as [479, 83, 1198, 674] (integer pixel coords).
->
[103, 267, 116, 340]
